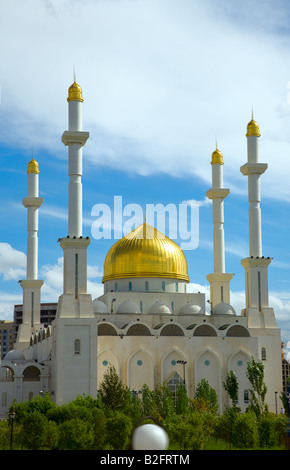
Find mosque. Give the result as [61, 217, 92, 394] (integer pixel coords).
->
[0, 79, 282, 415]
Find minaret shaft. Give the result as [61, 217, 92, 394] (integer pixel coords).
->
[206, 147, 233, 309]
[241, 118, 267, 258]
[57, 78, 92, 318]
[240, 116, 275, 327]
[15, 157, 43, 350]
[62, 84, 88, 238]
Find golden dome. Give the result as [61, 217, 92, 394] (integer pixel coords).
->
[102, 223, 189, 283]
[211, 148, 224, 165]
[67, 81, 84, 102]
[27, 157, 39, 174]
[246, 118, 261, 137]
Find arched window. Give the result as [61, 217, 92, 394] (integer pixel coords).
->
[226, 325, 250, 337]
[127, 324, 151, 336]
[175, 282, 178, 292]
[145, 281, 149, 291]
[98, 324, 118, 336]
[129, 281, 132, 291]
[261, 347, 267, 361]
[244, 390, 249, 404]
[168, 372, 184, 401]
[160, 324, 184, 336]
[162, 281, 165, 291]
[23, 366, 40, 382]
[74, 339, 81, 355]
[115, 282, 118, 292]
[193, 325, 217, 337]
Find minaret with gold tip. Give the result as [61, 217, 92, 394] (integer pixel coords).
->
[62, 75, 89, 237]
[57, 76, 92, 312]
[241, 114, 266, 258]
[206, 146, 233, 310]
[15, 155, 44, 350]
[52, 78, 97, 405]
[240, 115, 276, 327]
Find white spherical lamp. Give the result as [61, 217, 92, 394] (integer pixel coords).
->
[132, 424, 169, 450]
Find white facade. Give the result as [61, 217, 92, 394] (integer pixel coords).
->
[0, 83, 283, 416]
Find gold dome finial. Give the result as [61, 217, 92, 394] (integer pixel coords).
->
[27, 155, 39, 174]
[246, 111, 261, 137]
[211, 142, 224, 165]
[67, 73, 84, 102]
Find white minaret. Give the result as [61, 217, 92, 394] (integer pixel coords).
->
[206, 146, 233, 310]
[62, 74, 89, 237]
[52, 77, 97, 405]
[240, 115, 276, 327]
[241, 113, 267, 258]
[15, 156, 44, 350]
[59, 77, 91, 304]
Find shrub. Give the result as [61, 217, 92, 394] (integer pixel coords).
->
[258, 414, 287, 448]
[105, 411, 133, 450]
[232, 412, 259, 449]
[58, 417, 94, 450]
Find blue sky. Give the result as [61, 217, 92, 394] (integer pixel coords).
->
[1, 0, 290, 344]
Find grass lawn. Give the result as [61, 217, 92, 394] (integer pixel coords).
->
[168, 438, 287, 450]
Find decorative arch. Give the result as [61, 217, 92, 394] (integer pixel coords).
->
[0, 365, 15, 381]
[97, 349, 120, 389]
[194, 348, 222, 411]
[226, 325, 250, 337]
[193, 324, 218, 337]
[227, 349, 252, 410]
[23, 366, 41, 382]
[127, 348, 154, 390]
[127, 323, 151, 336]
[98, 322, 118, 336]
[161, 348, 187, 385]
[160, 323, 185, 336]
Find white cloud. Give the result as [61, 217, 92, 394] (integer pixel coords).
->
[0, 292, 23, 321]
[182, 198, 211, 208]
[39, 256, 104, 302]
[1, 0, 290, 200]
[0, 243, 26, 281]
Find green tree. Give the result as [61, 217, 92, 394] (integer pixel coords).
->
[47, 400, 93, 424]
[193, 378, 219, 415]
[213, 406, 239, 449]
[92, 407, 107, 449]
[42, 420, 60, 449]
[106, 410, 133, 450]
[175, 383, 190, 415]
[223, 370, 239, 407]
[140, 384, 153, 416]
[0, 419, 22, 450]
[151, 384, 175, 421]
[19, 410, 50, 450]
[232, 412, 259, 449]
[58, 417, 94, 450]
[258, 414, 287, 448]
[99, 366, 132, 413]
[140, 384, 175, 422]
[13, 392, 56, 424]
[246, 357, 268, 418]
[174, 413, 212, 450]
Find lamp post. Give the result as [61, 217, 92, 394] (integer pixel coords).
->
[275, 391, 278, 415]
[177, 360, 187, 384]
[9, 411, 16, 450]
